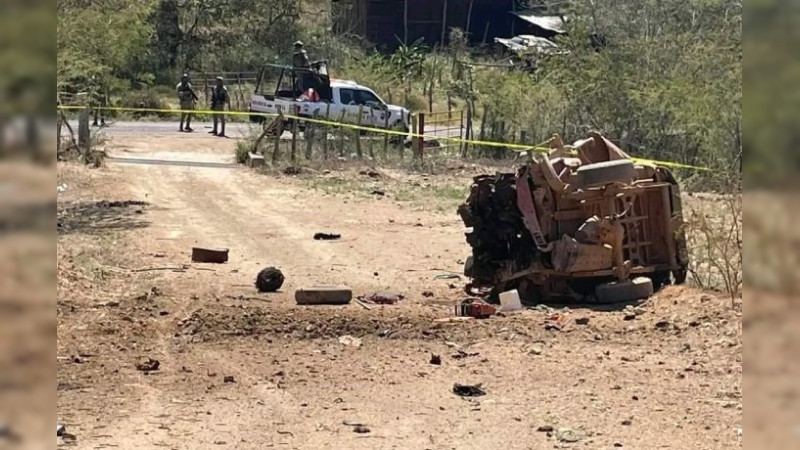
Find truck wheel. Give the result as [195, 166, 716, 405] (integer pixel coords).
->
[577, 160, 636, 188]
[594, 277, 654, 303]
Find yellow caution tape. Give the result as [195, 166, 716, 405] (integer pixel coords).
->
[57, 104, 710, 171]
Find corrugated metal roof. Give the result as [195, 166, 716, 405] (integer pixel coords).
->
[511, 10, 566, 34]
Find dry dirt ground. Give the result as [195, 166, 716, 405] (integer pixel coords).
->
[56, 132, 742, 449]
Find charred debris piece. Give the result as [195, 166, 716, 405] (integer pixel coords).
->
[255, 267, 285, 292]
[313, 232, 341, 240]
[458, 132, 689, 305]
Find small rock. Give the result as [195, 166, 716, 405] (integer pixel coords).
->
[623, 314, 637, 321]
[614, 443, 624, 448]
[528, 344, 544, 356]
[621, 419, 633, 426]
[536, 425, 554, 433]
[135, 357, 160, 372]
[430, 354, 442, 365]
[56, 424, 65, 437]
[223, 375, 235, 384]
[305, 324, 316, 333]
[452, 383, 486, 397]
[353, 425, 371, 434]
[594, 334, 604, 341]
[575, 317, 590, 325]
[338, 335, 362, 348]
[556, 428, 582, 443]
[422, 291, 434, 298]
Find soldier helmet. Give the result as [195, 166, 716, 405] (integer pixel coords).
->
[215, 76, 224, 81]
[293, 40, 304, 47]
[182, 73, 189, 79]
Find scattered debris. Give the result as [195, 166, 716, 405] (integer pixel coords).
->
[360, 291, 404, 305]
[223, 375, 236, 384]
[544, 314, 564, 331]
[338, 335, 362, 348]
[296, 286, 352, 305]
[451, 350, 480, 360]
[191, 247, 229, 264]
[498, 289, 523, 312]
[135, 357, 160, 373]
[255, 267, 285, 292]
[359, 169, 380, 178]
[453, 383, 486, 397]
[575, 317, 591, 325]
[313, 232, 341, 240]
[430, 354, 442, 365]
[455, 298, 496, 318]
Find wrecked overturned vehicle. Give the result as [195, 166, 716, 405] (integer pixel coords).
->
[458, 132, 689, 304]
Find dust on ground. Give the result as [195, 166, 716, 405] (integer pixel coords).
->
[56, 132, 742, 449]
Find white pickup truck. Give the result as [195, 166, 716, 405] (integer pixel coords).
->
[249, 63, 411, 134]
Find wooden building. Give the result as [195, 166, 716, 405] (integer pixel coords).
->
[333, 0, 559, 49]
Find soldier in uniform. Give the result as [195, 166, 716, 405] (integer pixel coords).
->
[293, 41, 311, 94]
[209, 76, 229, 137]
[176, 73, 197, 132]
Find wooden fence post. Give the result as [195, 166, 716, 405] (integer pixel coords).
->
[290, 107, 298, 162]
[78, 107, 91, 154]
[367, 107, 375, 160]
[305, 113, 316, 160]
[322, 103, 331, 160]
[272, 107, 284, 163]
[355, 105, 364, 159]
[337, 109, 346, 156]
[382, 109, 390, 158]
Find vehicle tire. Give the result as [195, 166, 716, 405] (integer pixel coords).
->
[576, 159, 636, 188]
[463, 256, 474, 277]
[255, 267, 285, 292]
[295, 286, 353, 305]
[388, 121, 409, 144]
[594, 277, 654, 303]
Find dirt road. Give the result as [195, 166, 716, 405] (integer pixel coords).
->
[56, 132, 742, 449]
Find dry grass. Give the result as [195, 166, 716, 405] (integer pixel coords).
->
[683, 192, 743, 302]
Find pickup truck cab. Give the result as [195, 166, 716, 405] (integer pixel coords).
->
[249, 63, 410, 134]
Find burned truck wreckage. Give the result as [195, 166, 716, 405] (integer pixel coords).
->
[458, 132, 689, 304]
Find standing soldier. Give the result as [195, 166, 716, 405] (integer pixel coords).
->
[292, 41, 311, 93]
[210, 76, 229, 137]
[176, 73, 197, 132]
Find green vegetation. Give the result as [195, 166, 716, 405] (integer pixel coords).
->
[57, 0, 742, 181]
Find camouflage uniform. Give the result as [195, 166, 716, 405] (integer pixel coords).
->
[210, 77, 229, 137]
[176, 75, 196, 131]
[293, 41, 311, 93]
